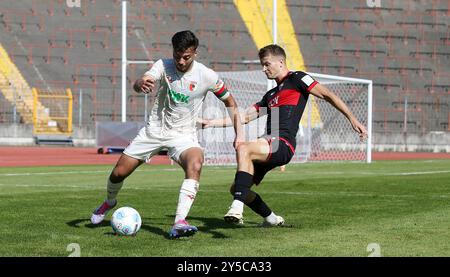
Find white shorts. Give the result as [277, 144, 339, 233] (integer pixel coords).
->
[123, 127, 202, 163]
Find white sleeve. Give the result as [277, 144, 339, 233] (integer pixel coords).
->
[143, 59, 164, 80]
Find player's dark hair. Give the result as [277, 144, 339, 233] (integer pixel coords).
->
[172, 30, 199, 53]
[258, 44, 286, 59]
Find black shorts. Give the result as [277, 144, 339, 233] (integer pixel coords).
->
[253, 136, 295, 185]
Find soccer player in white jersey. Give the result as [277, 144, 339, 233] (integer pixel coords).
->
[90, 30, 243, 238]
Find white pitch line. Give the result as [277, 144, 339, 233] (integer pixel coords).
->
[382, 170, 450, 176]
[279, 170, 450, 176]
[1, 183, 449, 199]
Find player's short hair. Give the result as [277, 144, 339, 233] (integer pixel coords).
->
[258, 44, 286, 59]
[172, 30, 199, 53]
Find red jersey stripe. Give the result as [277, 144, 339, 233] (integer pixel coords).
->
[307, 81, 318, 92]
[268, 89, 301, 107]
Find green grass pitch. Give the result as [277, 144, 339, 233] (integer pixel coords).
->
[0, 160, 449, 257]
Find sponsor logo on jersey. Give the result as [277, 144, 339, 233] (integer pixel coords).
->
[269, 96, 279, 107]
[169, 88, 189, 104]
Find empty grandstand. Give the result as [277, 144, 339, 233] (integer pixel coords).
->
[0, 0, 448, 152]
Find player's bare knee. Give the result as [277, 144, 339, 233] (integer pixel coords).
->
[110, 167, 127, 183]
[237, 143, 250, 158]
[109, 173, 123, 184]
[188, 159, 203, 175]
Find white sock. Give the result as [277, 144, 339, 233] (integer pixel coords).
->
[230, 199, 244, 213]
[174, 179, 199, 223]
[106, 178, 123, 205]
[264, 212, 278, 224]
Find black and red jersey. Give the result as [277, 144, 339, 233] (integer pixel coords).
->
[253, 71, 318, 149]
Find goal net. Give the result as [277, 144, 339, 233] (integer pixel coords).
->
[198, 70, 371, 165]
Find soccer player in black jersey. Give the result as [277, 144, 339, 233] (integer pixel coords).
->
[202, 44, 367, 226]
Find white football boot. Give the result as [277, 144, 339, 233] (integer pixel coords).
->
[224, 206, 244, 225]
[261, 215, 285, 227]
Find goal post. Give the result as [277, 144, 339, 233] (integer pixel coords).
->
[198, 70, 372, 165]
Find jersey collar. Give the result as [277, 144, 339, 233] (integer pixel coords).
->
[276, 71, 293, 85]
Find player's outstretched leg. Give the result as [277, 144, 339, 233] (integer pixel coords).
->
[91, 179, 122, 224]
[245, 192, 285, 227]
[91, 154, 140, 224]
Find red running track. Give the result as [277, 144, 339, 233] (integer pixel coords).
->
[0, 146, 172, 167]
[0, 146, 448, 167]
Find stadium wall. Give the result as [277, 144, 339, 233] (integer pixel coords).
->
[0, 123, 95, 146]
[1, 124, 449, 153]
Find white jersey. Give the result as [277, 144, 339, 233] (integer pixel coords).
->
[144, 59, 229, 138]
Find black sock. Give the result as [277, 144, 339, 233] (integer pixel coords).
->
[233, 171, 254, 202]
[246, 193, 272, 218]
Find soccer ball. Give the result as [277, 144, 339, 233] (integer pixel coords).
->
[111, 207, 142, 236]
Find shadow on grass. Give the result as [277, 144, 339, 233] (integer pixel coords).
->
[166, 215, 261, 239]
[66, 218, 168, 238]
[66, 214, 293, 240]
[139, 218, 170, 238]
[66, 218, 110, 229]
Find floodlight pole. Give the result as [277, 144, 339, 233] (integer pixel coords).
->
[121, 1, 127, 122]
[267, 0, 277, 91]
[273, 0, 277, 44]
[122, 1, 154, 123]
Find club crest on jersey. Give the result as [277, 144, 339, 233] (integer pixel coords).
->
[189, 81, 197, 92]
